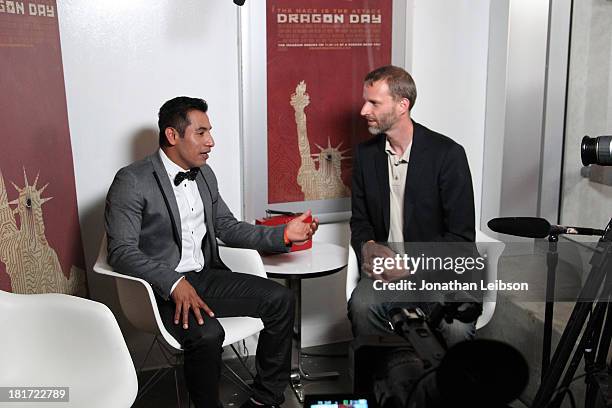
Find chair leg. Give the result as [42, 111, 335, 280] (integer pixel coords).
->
[135, 367, 170, 402]
[136, 336, 256, 407]
[222, 362, 253, 394]
[230, 344, 256, 381]
[139, 336, 158, 372]
[134, 335, 186, 406]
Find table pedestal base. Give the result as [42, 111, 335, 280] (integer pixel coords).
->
[288, 279, 339, 403]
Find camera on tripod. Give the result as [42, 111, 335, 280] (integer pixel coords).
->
[484, 134, 612, 408]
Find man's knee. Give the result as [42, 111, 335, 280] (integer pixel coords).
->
[347, 295, 389, 336]
[348, 291, 374, 322]
[182, 321, 225, 351]
[267, 283, 295, 312]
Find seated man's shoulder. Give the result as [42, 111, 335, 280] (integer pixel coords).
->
[110, 157, 155, 190]
[119, 156, 152, 174]
[356, 134, 385, 155]
[416, 122, 464, 152]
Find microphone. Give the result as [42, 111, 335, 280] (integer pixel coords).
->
[488, 217, 605, 238]
[233, 0, 246, 5]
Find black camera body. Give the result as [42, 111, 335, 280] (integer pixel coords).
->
[349, 308, 446, 408]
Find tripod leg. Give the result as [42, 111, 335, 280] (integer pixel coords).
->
[532, 301, 594, 408]
[532, 266, 609, 407]
[595, 296, 612, 368]
[548, 302, 604, 408]
[584, 302, 609, 408]
[588, 296, 612, 407]
[548, 265, 612, 408]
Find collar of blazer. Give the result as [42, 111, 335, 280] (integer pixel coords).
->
[148, 152, 215, 252]
[373, 120, 432, 235]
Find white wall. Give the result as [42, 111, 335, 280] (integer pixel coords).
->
[58, 0, 242, 363]
[410, 0, 492, 224]
[481, 0, 510, 235]
[499, 0, 549, 218]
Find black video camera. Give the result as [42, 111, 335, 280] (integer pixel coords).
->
[348, 296, 526, 408]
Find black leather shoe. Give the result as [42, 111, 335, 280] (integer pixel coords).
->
[239, 398, 280, 408]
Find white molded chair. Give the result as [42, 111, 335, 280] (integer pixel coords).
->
[93, 235, 265, 405]
[345, 229, 505, 329]
[0, 290, 138, 408]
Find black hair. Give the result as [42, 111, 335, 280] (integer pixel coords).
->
[158, 96, 208, 147]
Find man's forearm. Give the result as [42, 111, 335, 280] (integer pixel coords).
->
[107, 239, 182, 300]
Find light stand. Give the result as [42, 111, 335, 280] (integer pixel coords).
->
[542, 233, 559, 379]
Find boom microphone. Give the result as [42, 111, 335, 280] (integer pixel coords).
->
[488, 217, 605, 238]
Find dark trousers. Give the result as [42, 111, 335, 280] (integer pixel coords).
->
[347, 277, 476, 347]
[156, 268, 295, 407]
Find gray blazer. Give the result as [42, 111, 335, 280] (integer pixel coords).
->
[105, 152, 287, 299]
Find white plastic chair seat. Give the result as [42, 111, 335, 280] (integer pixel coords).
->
[0, 290, 137, 408]
[219, 316, 264, 346]
[345, 229, 505, 330]
[93, 237, 265, 351]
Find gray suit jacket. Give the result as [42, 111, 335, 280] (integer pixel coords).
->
[105, 152, 287, 300]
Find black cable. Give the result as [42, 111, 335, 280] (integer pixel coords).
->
[240, 339, 252, 370]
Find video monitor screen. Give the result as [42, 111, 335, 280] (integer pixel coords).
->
[304, 394, 374, 408]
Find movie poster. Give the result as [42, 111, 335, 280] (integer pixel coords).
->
[266, 0, 392, 204]
[0, 0, 87, 296]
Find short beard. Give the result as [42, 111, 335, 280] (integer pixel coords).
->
[367, 126, 382, 135]
[366, 111, 396, 135]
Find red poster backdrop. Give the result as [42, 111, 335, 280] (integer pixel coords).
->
[0, 0, 86, 295]
[266, 0, 392, 204]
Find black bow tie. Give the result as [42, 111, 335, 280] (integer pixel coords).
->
[174, 168, 199, 186]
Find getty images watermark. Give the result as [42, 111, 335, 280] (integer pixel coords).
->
[362, 240, 607, 302]
[369, 250, 529, 292]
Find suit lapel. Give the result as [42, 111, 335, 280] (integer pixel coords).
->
[149, 153, 182, 249]
[195, 167, 216, 263]
[195, 168, 214, 233]
[403, 122, 429, 239]
[373, 135, 390, 235]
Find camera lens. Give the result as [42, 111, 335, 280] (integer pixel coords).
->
[581, 135, 612, 166]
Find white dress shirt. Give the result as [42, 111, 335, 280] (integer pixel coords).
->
[159, 149, 207, 294]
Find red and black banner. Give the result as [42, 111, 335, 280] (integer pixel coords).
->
[266, 0, 392, 204]
[0, 0, 86, 295]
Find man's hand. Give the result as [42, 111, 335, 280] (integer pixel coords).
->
[170, 279, 214, 329]
[285, 209, 319, 245]
[361, 241, 409, 282]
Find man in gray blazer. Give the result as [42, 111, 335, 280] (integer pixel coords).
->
[105, 96, 318, 408]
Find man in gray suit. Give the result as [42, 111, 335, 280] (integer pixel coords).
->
[105, 96, 318, 408]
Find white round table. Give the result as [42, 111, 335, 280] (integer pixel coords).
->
[261, 241, 348, 402]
